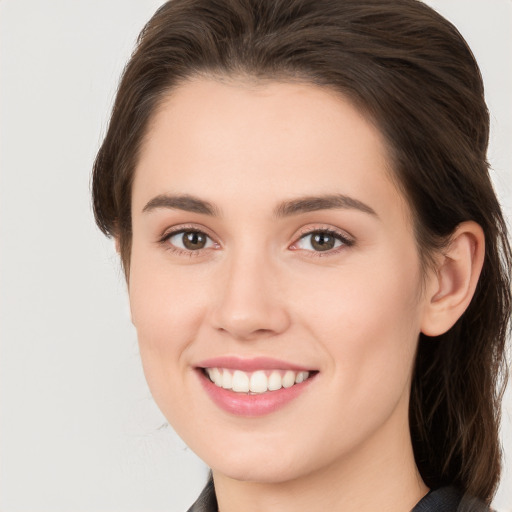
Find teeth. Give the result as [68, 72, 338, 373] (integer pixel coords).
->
[232, 370, 249, 392]
[249, 371, 268, 393]
[282, 370, 295, 388]
[211, 368, 222, 386]
[205, 368, 310, 393]
[268, 371, 282, 391]
[221, 370, 232, 389]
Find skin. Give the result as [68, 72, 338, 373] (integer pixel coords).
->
[127, 78, 484, 512]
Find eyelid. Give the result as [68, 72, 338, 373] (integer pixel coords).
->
[158, 223, 221, 255]
[289, 225, 355, 255]
[157, 223, 354, 257]
[294, 224, 354, 241]
[159, 223, 217, 241]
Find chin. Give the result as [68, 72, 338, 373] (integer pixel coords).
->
[204, 443, 316, 484]
[212, 461, 304, 484]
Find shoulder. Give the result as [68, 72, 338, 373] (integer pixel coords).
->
[412, 487, 494, 512]
[186, 481, 495, 512]
[186, 478, 217, 512]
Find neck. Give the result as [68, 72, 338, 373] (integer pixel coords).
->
[212, 401, 428, 512]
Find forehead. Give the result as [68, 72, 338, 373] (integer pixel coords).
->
[133, 77, 409, 223]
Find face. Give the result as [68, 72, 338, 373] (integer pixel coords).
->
[129, 78, 431, 483]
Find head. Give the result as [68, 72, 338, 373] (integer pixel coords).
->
[92, 0, 511, 502]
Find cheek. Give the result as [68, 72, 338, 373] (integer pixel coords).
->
[294, 251, 423, 388]
[285, 260, 422, 457]
[127, 249, 207, 392]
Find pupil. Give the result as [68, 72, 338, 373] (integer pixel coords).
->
[183, 231, 206, 250]
[312, 233, 335, 251]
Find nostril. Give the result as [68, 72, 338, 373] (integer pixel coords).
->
[211, 304, 291, 340]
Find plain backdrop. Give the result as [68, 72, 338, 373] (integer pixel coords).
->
[0, 1, 510, 511]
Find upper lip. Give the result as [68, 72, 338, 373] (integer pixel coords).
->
[195, 356, 315, 372]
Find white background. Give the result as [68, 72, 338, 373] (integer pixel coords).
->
[0, 1, 510, 510]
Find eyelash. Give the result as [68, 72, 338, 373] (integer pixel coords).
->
[291, 228, 354, 257]
[158, 224, 218, 258]
[158, 225, 354, 258]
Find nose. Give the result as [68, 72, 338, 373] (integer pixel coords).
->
[209, 249, 291, 341]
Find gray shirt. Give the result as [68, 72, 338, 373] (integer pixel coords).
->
[186, 479, 492, 512]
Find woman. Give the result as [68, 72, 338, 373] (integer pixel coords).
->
[92, 0, 511, 510]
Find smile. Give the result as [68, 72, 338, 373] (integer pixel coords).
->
[196, 358, 317, 416]
[204, 368, 311, 394]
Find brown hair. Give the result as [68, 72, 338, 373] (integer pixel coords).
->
[92, 0, 511, 502]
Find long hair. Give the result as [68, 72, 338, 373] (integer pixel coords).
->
[92, 0, 511, 501]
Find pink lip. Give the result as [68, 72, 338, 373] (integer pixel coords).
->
[195, 356, 313, 372]
[195, 357, 317, 417]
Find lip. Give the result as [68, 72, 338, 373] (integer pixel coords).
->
[195, 356, 313, 372]
[195, 357, 317, 417]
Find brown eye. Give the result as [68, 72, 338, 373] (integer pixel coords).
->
[182, 231, 207, 250]
[167, 230, 215, 252]
[310, 233, 336, 251]
[294, 230, 350, 253]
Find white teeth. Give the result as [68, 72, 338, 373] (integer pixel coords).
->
[232, 370, 250, 392]
[296, 371, 308, 384]
[268, 371, 283, 391]
[205, 368, 312, 393]
[249, 371, 268, 393]
[221, 370, 232, 389]
[212, 368, 223, 387]
[282, 370, 295, 388]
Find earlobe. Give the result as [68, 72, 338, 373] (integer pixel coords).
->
[421, 221, 485, 337]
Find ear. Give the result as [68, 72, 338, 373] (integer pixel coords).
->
[421, 221, 485, 337]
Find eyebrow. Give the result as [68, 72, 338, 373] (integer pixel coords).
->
[273, 194, 377, 218]
[142, 193, 377, 218]
[142, 194, 221, 216]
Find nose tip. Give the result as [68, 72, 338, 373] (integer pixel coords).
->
[214, 310, 287, 341]
[212, 291, 291, 341]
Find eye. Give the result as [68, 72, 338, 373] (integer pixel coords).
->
[292, 229, 353, 253]
[165, 229, 216, 252]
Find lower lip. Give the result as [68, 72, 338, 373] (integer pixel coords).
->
[197, 370, 316, 417]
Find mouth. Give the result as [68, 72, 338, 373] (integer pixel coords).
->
[202, 367, 313, 394]
[195, 358, 318, 416]
[194, 356, 318, 416]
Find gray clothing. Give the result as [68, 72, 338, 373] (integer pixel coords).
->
[186, 478, 491, 512]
